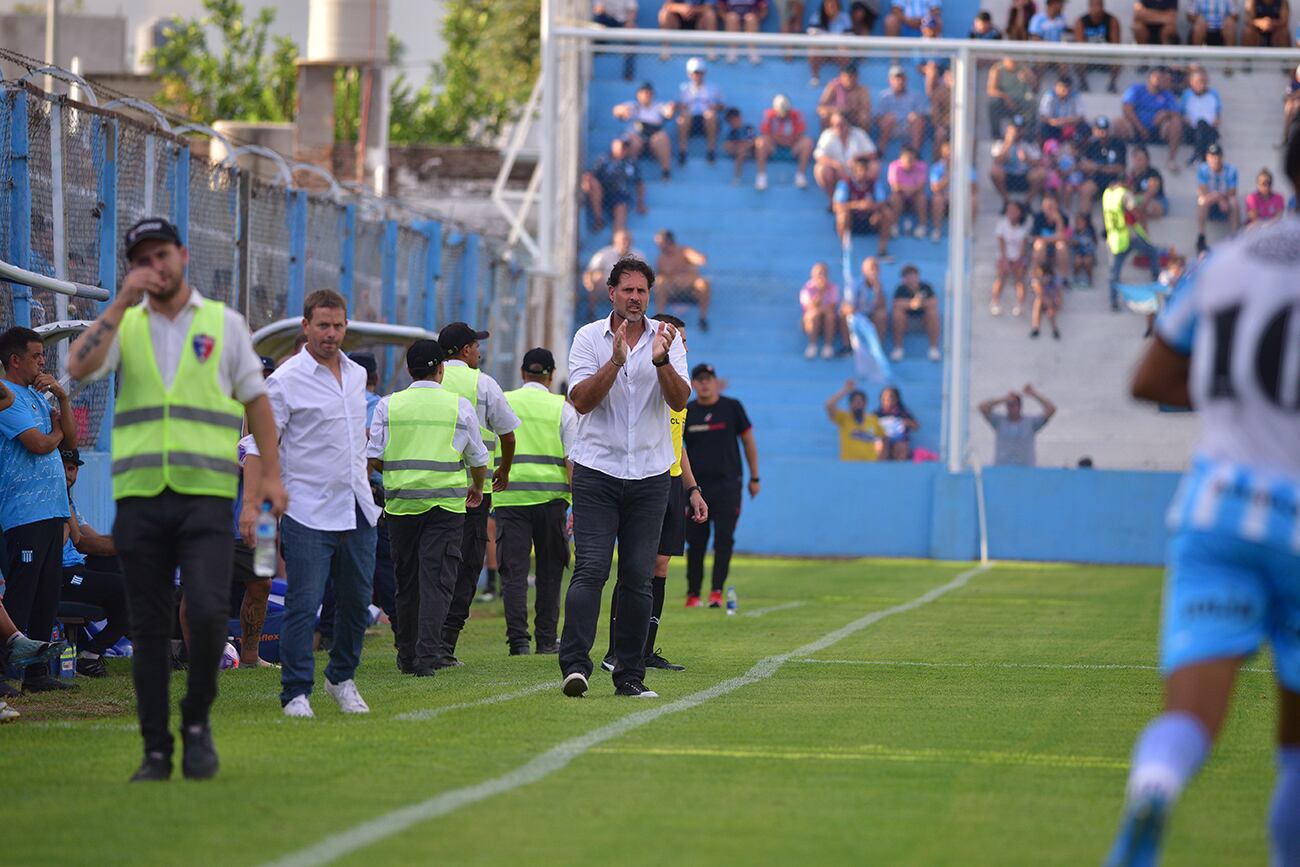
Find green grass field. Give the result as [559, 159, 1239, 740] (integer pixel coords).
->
[3, 558, 1278, 865]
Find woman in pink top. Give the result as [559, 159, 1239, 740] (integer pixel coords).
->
[1246, 168, 1286, 224]
[887, 146, 930, 240]
[800, 261, 841, 359]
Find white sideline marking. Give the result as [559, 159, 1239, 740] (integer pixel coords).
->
[394, 681, 555, 722]
[797, 659, 1277, 674]
[742, 600, 807, 618]
[263, 564, 991, 867]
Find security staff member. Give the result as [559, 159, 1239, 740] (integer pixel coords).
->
[494, 348, 576, 656]
[67, 217, 287, 782]
[437, 322, 520, 665]
[366, 340, 488, 677]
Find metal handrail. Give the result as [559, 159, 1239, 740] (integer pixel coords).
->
[17, 66, 99, 105]
[103, 98, 171, 130]
[222, 144, 294, 186]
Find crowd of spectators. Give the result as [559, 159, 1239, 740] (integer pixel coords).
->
[800, 258, 942, 362]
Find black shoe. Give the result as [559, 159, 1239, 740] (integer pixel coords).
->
[1196, 234, 1208, 255]
[75, 656, 109, 678]
[645, 649, 685, 671]
[0, 680, 20, 699]
[411, 666, 437, 678]
[510, 643, 532, 656]
[600, 653, 616, 672]
[1052, 327, 1061, 340]
[23, 674, 77, 692]
[536, 641, 560, 655]
[1029, 328, 1040, 339]
[130, 752, 173, 782]
[396, 658, 414, 674]
[170, 648, 188, 671]
[677, 151, 686, 167]
[706, 150, 716, 164]
[698, 317, 709, 333]
[432, 656, 463, 670]
[614, 680, 660, 698]
[181, 723, 219, 780]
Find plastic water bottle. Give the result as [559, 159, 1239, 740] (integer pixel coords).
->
[58, 640, 76, 680]
[726, 586, 738, 616]
[253, 503, 278, 577]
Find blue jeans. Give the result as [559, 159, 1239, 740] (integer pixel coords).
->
[1109, 233, 1161, 308]
[278, 502, 377, 705]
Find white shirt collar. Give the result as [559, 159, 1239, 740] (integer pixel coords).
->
[521, 381, 549, 391]
[410, 380, 443, 389]
[446, 359, 469, 368]
[142, 285, 204, 318]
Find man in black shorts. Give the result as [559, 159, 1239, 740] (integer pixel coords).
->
[1132, 0, 1179, 43]
[1243, 0, 1291, 46]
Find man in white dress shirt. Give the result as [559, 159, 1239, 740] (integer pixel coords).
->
[560, 257, 689, 699]
[245, 289, 381, 718]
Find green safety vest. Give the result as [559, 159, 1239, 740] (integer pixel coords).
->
[493, 386, 570, 509]
[112, 298, 244, 500]
[441, 364, 497, 479]
[1102, 185, 1151, 256]
[381, 385, 469, 515]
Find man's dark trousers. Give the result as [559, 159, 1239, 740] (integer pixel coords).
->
[496, 498, 568, 650]
[2, 517, 65, 682]
[559, 465, 670, 688]
[388, 506, 464, 670]
[113, 491, 234, 759]
[685, 482, 742, 597]
[441, 494, 490, 659]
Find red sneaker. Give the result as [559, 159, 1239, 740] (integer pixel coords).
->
[707, 590, 723, 608]
[685, 595, 702, 608]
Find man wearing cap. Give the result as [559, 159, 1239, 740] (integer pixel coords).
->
[1195, 143, 1240, 252]
[676, 57, 725, 166]
[560, 257, 689, 699]
[493, 348, 577, 656]
[1104, 175, 1164, 311]
[436, 322, 520, 666]
[875, 66, 929, 154]
[68, 217, 287, 781]
[757, 94, 814, 191]
[367, 340, 489, 677]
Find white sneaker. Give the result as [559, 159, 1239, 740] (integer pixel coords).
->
[0, 700, 18, 723]
[1011, 305, 1023, 317]
[808, 77, 820, 88]
[820, 344, 834, 359]
[283, 695, 314, 718]
[749, 51, 761, 65]
[726, 48, 738, 64]
[889, 347, 905, 362]
[890, 225, 901, 239]
[990, 303, 1002, 316]
[794, 172, 808, 189]
[912, 225, 926, 239]
[928, 346, 941, 362]
[804, 343, 817, 359]
[325, 678, 370, 714]
[755, 171, 768, 191]
[930, 227, 942, 242]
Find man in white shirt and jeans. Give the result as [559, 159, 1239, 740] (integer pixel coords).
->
[245, 289, 381, 718]
[560, 257, 690, 699]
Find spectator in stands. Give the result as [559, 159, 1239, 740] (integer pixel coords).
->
[594, 1, 640, 80]
[885, 0, 942, 36]
[719, 0, 768, 64]
[926, 66, 954, 149]
[756, 94, 814, 190]
[1133, 0, 1180, 43]
[1180, 67, 1222, 165]
[721, 108, 757, 183]
[833, 155, 897, 257]
[1104, 175, 1162, 310]
[1188, 0, 1240, 45]
[1042, 138, 1081, 213]
[60, 448, 129, 678]
[1006, 0, 1037, 39]
[971, 9, 1004, 37]
[876, 66, 928, 153]
[1247, 167, 1287, 223]
[1029, 0, 1070, 40]
[814, 110, 878, 204]
[1038, 76, 1085, 143]
[1030, 193, 1072, 278]
[930, 140, 979, 235]
[655, 229, 713, 330]
[825, 379, 885, 461]
[850, 1, 879, 32]
[1196, 143, 1240, 251]
[1029, 265, 1063, 339]
[890, 264, 941, 362]
[876, 386, 918, 461]
[581, 139, 646, 234]
[583, 229, 646, 319]
[994, 200, 1031, 317]
[1286, 64, 1300, 132]
[979, 384, 1057, 467]
[1128, 145, 1168, 221]
[817, 63, 872, 131]
[986, 56, 1037, 138]
[801, 261, 841, 359]
[990, 116, 1045, 206]
[676, 57, 725, 166]
[887, 146, 930, 240]
[614, 82, 675, 180]
[843, 255, 889, 343]
[1077, 116, 1127, 215]
[783, 0, 809, 36]
[1115, 68, 1185, 173]
[807, 0, 854, 86]
[660, 1, 719, 31]
[1243, 0, 1291, 46]
[1071, 212, 1099, 285]
[1075, 0, 1122, 93]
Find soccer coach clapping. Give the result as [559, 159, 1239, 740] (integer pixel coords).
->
[560, 257, 689, 699]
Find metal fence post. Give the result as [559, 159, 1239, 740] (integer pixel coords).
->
[172, 143, 190, 246]
[381, 218, 399, 378]
[94, 115, 119, 452]
[286, 188, 307, 319]
[461, 233, 480, 325]
[235, 168, 251, 319]
[421, 220, 441, 332]
[7, 89, 32, 327]
[340, 203, 356, 310]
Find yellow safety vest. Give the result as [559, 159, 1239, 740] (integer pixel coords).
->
[441, 364, 497, 481]
[493, 387, 570, 508]
[669, 408, 685, 478]
[112, 298, 244, 500]
[381, 385, 469, 515]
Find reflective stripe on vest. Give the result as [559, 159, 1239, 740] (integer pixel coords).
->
[381, 385, 469, 515]
[111, 298, 244, 500]
[494, 386, 570, 508]
[441, 365, 498, 478]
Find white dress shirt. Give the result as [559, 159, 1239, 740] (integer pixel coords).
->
[443, 360, 522, 438]
[246, 350, 381, 532]
[366, 381, 490, 468]
[87, 287, 266, 404]
[813, 126, 878, 164]
[520, 381, 579, 455]
[567, 315, 688, 480]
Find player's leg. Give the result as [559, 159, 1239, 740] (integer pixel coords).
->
[322, 512, 377, 694]
[531, 499, 568, 654]
[1271, 687, 1300, 865]
[708, 485, 742, 597]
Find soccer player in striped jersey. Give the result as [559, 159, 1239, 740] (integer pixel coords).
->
[1105, 131, 1300, 866]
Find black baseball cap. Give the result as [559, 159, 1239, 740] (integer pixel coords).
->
[406, 339, 445, 375]
[521, 347, 555, 375]
[348, 351, 378, 379]
[124, 217, 182, 259]
[691, 363, 716, 380]
[438, 322, 489, 355]
[1206, 143, 1223, 156]
[259, 355, 276, 376]
[60, 447, 84, 466]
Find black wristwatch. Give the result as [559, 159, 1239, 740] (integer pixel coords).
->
[652, 355, 670, 367]
[686, 485, 702, 497]
[749, 478, 760, 484]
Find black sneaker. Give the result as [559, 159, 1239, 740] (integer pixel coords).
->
[23, 674, 77, 692]
[130, 751, 173, 782]
[509, 643, 532, 656]
[677, 151, 686, 167]
[698, 317, 709, 333]
[0, 680, 20, 699]
[562, 671, 589, 697]
[181, 723, 219, 780]
[706, 150, 716, 164]
[1052, 327, 1061, 340]
[76, 656, 109, 678]
[536, 641, 560, 655]
[645, 650, 685, 671]
[411, 666, 437, 678]
[614, 680, 659, 698]
[396, 657, 414, 674]
[432, 656, 463, 670]
[1196, 234, 1208, 255]
[600, 653, 616, 672]
[1029, 328, 1040, 339]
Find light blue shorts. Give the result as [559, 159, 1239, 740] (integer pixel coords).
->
[1161, 529, 1300, 689]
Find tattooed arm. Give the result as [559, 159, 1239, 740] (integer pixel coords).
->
[66, 269, 152, 380]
